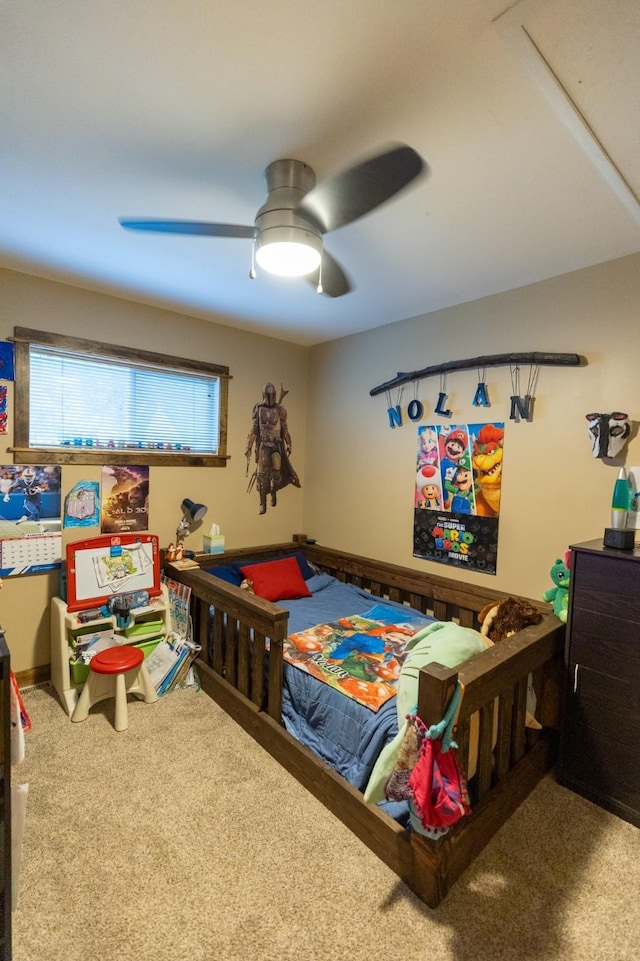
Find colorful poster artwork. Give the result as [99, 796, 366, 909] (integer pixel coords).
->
[101, 465, 149, 534]
[0, 343, 15, 382]
[0, 464, 62, 576]
[64, 481, 100, 528]
[0, 386, 7, 435]
[413, 423, 504, 574]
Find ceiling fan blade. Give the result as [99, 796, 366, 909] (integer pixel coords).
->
[119, 219, 254, 239]
[297, 144, 425, 234]
[306, 249, 352, 298]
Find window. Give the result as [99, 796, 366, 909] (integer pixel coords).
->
[12, 328, 230, 467]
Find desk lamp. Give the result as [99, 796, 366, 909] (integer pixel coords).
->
[176, 498, 208, 545]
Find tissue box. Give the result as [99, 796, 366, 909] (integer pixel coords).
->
[203, 534, 225, 554]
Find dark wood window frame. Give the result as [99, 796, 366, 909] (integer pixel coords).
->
[11, 327, 231, 467]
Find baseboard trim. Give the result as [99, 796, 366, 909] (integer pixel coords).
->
[15, 664, 51, 690]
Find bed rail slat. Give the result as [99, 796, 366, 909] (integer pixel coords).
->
[197, 597, 211, 664]
[237, 623, 251, 698]
[225, 616, 238, 686]
[211, 608, 224, 675]
[267, 634, 284, 721]
[475, 703, 495, 799]
[409, 592, 427, 615]
[251, 632, 266, 708]
[433, 599, 449, 622]
[456, 717, 471, 785]
[512, 677, 528, 764]
[458, 607, 477, 629]
[494, 690, 513, 781]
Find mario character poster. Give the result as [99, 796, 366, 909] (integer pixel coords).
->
[413, 423, 504, 574]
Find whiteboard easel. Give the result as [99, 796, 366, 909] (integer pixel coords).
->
[65, 533, 161, 612]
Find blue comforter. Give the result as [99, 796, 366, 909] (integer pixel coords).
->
[276, 573, 435, 791]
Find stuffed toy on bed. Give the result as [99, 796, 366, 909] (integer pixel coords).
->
[478, 596, 543, 642]
[478, 595, 561, 730]
[478, 596, 545, 730]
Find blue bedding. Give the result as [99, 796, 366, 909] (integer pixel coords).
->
[276, 573, 435, 792]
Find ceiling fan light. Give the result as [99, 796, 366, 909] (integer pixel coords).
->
[255, 226, 322, 277]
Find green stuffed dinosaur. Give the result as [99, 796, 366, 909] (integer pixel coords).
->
[543, 555, 570, 622]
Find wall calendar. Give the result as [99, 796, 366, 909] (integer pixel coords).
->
[0, 464, 62, 577]
[0, 534, 62, 577]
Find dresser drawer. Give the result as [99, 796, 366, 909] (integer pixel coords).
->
[564, 663, 640, 742]
[560, 715, 640, 814]
[571, 551, 640, 623]
[568, 608, 640, 680]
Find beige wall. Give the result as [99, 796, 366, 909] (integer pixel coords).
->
[303, 253, 640, 602]
[4, 252, 640, 672]
[0, 268, 308, 672]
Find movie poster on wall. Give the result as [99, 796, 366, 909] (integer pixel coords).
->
[413, 423, 504, 574]
[101, 465, 149, 534]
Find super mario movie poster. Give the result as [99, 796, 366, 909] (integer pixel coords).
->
[413, 423, 504, 574]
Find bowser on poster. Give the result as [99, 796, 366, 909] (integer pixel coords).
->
[413, 423, 504, 574]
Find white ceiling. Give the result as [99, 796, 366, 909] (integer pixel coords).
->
[2, 0, 639, 346]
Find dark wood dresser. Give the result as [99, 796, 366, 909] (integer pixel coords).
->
[558, 538, 640, 827]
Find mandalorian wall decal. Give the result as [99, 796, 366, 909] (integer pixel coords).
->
[246, 382, 300, 514]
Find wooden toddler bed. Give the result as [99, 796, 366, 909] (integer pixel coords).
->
[166, 536, 564, 907]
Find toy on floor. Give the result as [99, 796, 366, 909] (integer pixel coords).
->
[542, 553, 570, 623]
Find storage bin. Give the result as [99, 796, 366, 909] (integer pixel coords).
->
[69, 635, 164, 686]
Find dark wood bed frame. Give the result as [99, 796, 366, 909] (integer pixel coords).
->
[167, 536, 564, 907]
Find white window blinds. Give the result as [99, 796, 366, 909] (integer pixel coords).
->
[29, 345, 220, 454]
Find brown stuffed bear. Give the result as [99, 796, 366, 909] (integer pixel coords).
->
[478, 596, 542, 642]
[478, 596, 560, 728]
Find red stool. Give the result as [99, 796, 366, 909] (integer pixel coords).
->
[71, 645, 158, 731]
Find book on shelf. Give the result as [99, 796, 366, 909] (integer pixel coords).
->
[158, 640, 200, 696]
[73, 629, 119, 663]
[146, 576, 198, 694]
[144, 634, 200, 696]
[161, 574, 192, 637]
[144, 638, 181, 691]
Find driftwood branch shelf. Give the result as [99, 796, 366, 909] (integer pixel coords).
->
[369, 351, 586, 397]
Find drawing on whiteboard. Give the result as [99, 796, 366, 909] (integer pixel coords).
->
[92, 543, 152, 592]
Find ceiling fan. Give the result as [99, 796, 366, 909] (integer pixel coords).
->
[119, 143, 426, 298]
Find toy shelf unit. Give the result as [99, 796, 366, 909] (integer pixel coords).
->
[51, 583, 170, 717]
[51, 532, 167, 716]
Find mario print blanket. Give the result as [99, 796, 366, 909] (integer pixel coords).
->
[283, 603, 432, 711]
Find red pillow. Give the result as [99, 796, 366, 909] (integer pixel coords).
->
[239, 556, 312, 602]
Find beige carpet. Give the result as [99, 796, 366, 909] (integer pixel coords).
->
[11, 684, 640, 961]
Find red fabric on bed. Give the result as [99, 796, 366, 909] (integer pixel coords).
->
[239, 556, 312, 602]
